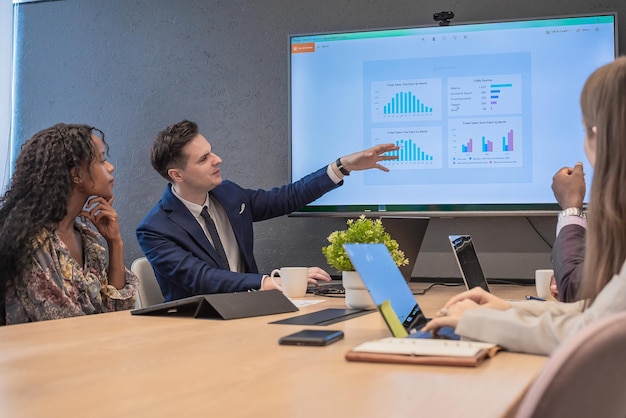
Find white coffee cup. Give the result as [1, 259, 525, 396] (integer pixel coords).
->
[270, 267, 308, 298]
[535, 269, 554, 300]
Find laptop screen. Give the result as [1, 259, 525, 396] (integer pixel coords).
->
[449, 235, 490, 292]
[343, 243, 427, 330]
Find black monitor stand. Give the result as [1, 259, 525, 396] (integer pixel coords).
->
[379, 216, 430, 282]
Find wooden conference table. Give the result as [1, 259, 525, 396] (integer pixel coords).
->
[0, 283, 546, 418]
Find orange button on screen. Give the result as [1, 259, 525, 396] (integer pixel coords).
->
[291, 43, 315, 54]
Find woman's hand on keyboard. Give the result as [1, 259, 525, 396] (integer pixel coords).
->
[422, 287, 511, 333]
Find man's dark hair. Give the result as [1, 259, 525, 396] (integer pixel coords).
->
[150, 120, 199, 181]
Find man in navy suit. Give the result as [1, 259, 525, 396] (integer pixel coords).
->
[136, 120, 398, 301]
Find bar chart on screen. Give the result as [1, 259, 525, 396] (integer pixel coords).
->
[448, 74, 523, 116]
[372, 127, 442, 169]
[371, 78, 443, 123]
[448, 117, 523, 168]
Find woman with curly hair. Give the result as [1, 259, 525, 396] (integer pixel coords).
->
[0, 123, 137, 325]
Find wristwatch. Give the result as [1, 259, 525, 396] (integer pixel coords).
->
[335, 158, 350, 176]
[558, 207, 586, 221]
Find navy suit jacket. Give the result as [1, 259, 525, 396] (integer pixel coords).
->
[136, 166, 341, 301]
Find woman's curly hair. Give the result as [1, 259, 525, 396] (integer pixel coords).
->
[0, 123, 107, 296]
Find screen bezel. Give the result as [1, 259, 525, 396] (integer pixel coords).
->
[288, 12, 618, 217]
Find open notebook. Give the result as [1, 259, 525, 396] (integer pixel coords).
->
[346, 337, 499, 367]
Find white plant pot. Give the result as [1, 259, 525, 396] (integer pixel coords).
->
[342, 270, 376, 310]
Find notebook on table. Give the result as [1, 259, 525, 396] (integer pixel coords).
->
[347, 337, 499, 367]
[448, 235, 491, 292]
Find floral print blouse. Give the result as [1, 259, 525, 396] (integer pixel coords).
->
[4, 221, 138, 325]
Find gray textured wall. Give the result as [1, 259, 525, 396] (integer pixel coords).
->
[11, 0, 624, 281]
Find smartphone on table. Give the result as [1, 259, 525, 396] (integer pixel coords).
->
[278, 329, 344, 346]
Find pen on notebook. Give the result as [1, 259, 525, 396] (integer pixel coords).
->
[525, 295, 545, 301]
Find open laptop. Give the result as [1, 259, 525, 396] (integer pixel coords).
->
[448, 235, 490, 292]
[343, 243, 458, 340]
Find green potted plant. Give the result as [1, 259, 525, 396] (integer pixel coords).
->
[322, 215, 408, 309]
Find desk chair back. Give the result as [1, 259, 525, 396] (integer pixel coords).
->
[131, 257, 165, 308]
[515, 311, 626, 418]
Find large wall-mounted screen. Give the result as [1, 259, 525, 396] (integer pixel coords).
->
[289, 13, 617, 216]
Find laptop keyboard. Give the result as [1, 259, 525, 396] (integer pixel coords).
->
[308, 282, 345, 295]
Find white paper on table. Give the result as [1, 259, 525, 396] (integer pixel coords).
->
[289, 299, 326, 308]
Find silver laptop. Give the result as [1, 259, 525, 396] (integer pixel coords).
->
[448, 235, 490, 292]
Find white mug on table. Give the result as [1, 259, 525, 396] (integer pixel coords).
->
[270, 267, 308, 298]
[535, 269, 555, 301]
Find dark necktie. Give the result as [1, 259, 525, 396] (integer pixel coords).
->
[200, 206, 230, 270]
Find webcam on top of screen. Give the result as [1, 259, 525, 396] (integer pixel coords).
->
[433, 11, 455, 26]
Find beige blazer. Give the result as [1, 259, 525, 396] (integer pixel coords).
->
[455, 260, 626, 355]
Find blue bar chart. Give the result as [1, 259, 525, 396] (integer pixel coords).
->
[372, 127, 442, 169]
[460, 130, 514, 153]
[371, 78, 442, 123]
[461, 138, 473, 153]
[448, 74, 522, 116]
[448, 117, 523, 168]
[383, 92, 433, 115]
[388, 138, 434, 161]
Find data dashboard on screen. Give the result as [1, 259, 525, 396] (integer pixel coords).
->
[289, 14, 617, 216]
